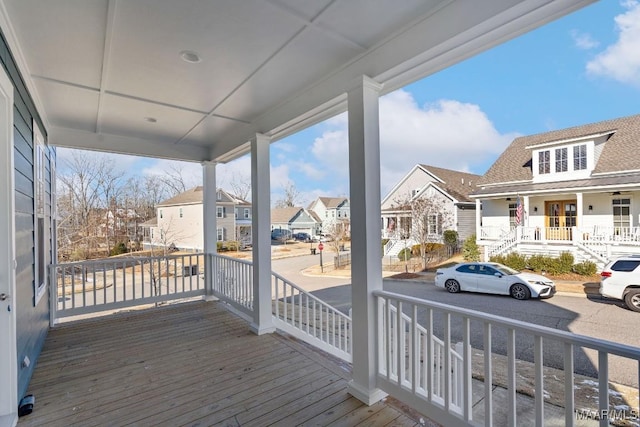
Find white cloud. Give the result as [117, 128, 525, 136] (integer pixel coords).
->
[570, 29, 599, 50]
[586, 1, 640, 88]
[309, 89, 517, 196]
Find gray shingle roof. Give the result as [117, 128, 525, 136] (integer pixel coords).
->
[309, 197, 348, 210]
[271, 207, 304, 224]
[479, 114, 640, 186]
[157, 187, 249, 207]
[419, 165, 481, 203]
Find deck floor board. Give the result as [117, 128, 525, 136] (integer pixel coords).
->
[17, 301, 418, 427]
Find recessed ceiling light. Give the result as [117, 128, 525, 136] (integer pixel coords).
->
[180, 50, 201, 63]
[144, 117, 157, 123]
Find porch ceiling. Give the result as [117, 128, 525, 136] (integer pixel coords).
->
[0, 0, 594, 163]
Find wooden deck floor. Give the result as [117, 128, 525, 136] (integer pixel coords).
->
[18, 301, 421, 427]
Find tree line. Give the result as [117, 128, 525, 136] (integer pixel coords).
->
[56, 151, 199, 261]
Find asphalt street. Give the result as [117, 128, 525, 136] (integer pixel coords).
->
[273, 254, 640, 388]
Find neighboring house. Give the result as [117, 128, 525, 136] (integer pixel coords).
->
[381, 164, 480, 256]
[144, 187, 252, 251]
[473, 114, 640, 267]
[271, 207, 321, 237]
[307, 196, 350, 235]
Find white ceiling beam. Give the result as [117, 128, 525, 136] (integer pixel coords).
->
[96, 0, 118, 133]
[50, 126, 210, 162]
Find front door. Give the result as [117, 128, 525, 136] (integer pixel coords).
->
[546, 200, 577, 240]
[0, 64, 17, 423]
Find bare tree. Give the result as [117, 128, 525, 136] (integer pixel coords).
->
[57, 151, 116, 259]
[275, 181, 302, 208]
[158, 164, 199, 197]
[228, 171, 251, 201]
[323, 219, 350, 255]
[96, 161, 125, 252]
[392, 190, 454, 268]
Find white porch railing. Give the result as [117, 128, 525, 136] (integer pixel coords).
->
[485, 228, 518, 259]
[482, 225, 640, 245]
[211, 253, 254, 316]
[272, 271, 352, 362]
[50, 253, 207, 321]
[378, 297, 464, 411]
[480, 226, 510, 240]
[50, 253, 353, 362]
[375, 290, 640, 427]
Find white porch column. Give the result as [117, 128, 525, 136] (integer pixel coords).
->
[250, 133, 275, 335]
[523, 195, 530, 227]
[202, 161, 217, 254]
[346, 75, 387, 405]
[475, 198, 481, 239]
[576, 192, 583, 227]
[202, 161, 217, 299]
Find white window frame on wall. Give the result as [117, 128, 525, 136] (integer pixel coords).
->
[244, 208, 250, 219]
[555, 147, 568, 172]
[34, 121, 49, 305]
[612, 197, 631, 229]
[217, 206, 224, 218]
[217, 227, 224, 241]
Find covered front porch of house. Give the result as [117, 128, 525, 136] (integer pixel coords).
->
[476, 190, 640, 264]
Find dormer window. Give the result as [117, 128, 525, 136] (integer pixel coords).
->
[555, 148, 567, 172]
[533, 140, 594, 182]
[538, 151, 550, 174]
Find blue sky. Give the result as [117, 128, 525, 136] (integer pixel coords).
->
[59, 1, 640, 206]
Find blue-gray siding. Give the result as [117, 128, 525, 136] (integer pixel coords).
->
[456, 204, 476, 241]
[0, 28, 51, 400]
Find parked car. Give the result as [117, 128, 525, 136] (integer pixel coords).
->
[293, 232, 311, 242]
[271, 229, 292, 242]
[435, 262, 555, 300]
[600, 255, 640, 312]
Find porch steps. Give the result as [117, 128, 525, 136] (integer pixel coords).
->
[384, 238, 417, 258]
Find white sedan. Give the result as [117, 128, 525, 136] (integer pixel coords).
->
[434, 262, 555, 300]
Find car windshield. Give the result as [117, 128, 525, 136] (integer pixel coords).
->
[494, 265, 519, 275]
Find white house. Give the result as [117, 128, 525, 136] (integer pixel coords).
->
[146, 187, 252, 251]
[381, 164, 480, 256]
[473, 114, 640, 267]
[307, 197, 350, 235]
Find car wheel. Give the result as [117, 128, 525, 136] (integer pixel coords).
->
[510, 283, 531, 300]
[624, 289, 640, 313]
[444, 279, 460, 293]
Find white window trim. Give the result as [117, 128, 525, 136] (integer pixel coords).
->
[34, 121, 49, 305]
[217, 206, 224, 218]
[532, 141, 594, 182]
[217, 227, 224, 241]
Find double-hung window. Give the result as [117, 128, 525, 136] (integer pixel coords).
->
[555, 147, 568, 172]
[612, 198, 631, 230]
[573, 144, 587, 170]
[538, 150, 550, 174]
[34, 123, 49, 305]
